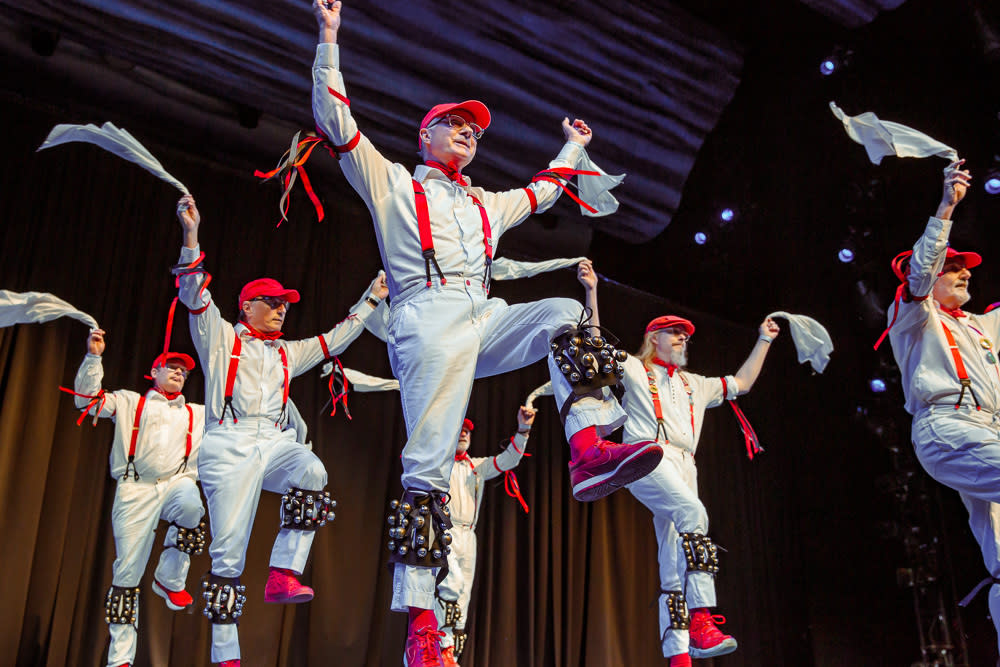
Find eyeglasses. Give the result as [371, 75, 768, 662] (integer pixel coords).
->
[428, 114, 484, 140]
[164, 364, 190, 378]
[252, 296, 291, 311]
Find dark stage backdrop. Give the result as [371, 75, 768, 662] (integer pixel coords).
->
[0, 96, 918, 666]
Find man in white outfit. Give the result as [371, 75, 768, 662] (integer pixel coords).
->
[435, 408, 534, 667]
[72, 329, 206, 667]
[174, 194, 387, 666]
[883, 161, 1000, 656]
[577, 261, 780, 666]
[310, 4, 662, 664]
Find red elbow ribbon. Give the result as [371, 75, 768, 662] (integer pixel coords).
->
[531, 167, 601, 214]
[254, 135, 330, 226]
[59, 386, 108, 426]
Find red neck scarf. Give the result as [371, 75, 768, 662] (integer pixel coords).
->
[652, 358, 679, 377]
[425, 160, 468, 187]
[153, 386, 182, 401]
[455, 450, 472, 464]
[940, 305, 967, 319]
[242, 322, 284, 341]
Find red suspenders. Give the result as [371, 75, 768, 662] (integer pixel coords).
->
[643, 363, 694, 445]
[940, 320, 982, 410]
[411, 179, 493, 289]
[124, 395, 194, 480]
[220, 332, 290, 426]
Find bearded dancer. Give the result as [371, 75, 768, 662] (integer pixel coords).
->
[577, 261, 779, 665]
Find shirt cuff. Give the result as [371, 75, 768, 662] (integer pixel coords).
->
[723, 374, 739, 400]
[179, 244, 201, 264]
[315, 42, 339, 69]
[554, 140, 583, 167]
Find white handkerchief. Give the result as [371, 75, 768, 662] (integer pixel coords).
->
[766, 311, 834, 373]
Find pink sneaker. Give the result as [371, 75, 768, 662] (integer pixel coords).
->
[440, 645, 460, 667]
[667, 653, 692, 666]
[263, 566, 314, 604]
[404, 626, 446, 667]
[568, 427, 663, 501]
[688, 608, 738, 658]
[152, 579, 193, 611]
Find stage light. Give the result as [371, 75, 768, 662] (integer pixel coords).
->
[870, 378, 887, 393]
[720, 208, 735, 222]
[820, 59, 836, 76]
[694, 231, 708, 245]
[838, 247, 855, 263]
[985, 172, 1000, 195]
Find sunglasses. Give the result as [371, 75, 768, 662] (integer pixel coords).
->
[252, 296, 291, 311]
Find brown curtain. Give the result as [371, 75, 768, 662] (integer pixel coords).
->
[1, 98, 817, 667]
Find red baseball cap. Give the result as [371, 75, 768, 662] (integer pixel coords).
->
[418, 101, 491, 148]
[462, 418, 475, 432]
[151, 351, 196, 371]
[645, 315, 695, 337]
[238, 278, 301, 309]
[890, 248, 982, 281]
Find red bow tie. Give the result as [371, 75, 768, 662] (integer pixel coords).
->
[425, 160, 469, 187]
[652, 358, 679, 377]
[242, 323, 284, 341]
[940, 306, 967, 319]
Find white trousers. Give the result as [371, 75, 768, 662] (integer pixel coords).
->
[913, 407, 1000, 653]
[107, 474, 204, 667]
[627, 445, 716, 658]
[435, 525, 477, 648]
[198, 420, 327, 662]
[387, 283, 624, 611]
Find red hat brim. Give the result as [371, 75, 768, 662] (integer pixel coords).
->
[418, 101, 491, 148]
[152, 352, 196, 371]
[645, 315, 695, 337]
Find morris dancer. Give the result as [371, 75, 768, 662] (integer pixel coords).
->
[310, 4, 661, 664]
[174, 194, 386, 666]
[880, 162, 1000, 654]
[435, 407, 534, 667]
[578, 261, 779, 665]
[71, 329, 206, 667]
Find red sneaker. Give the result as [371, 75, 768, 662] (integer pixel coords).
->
[219, 661, 241, 667]
[568, 427, 663, 501]
[440, 645, 460, 667]
[688, 608, 738, 658]
[152, 579, 193, 611]
[263, 566, 314, 604]
[404, 626, 446, 667]
[667, 653, 692, 667]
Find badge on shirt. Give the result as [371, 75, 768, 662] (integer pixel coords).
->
[980, 337, 997, 365]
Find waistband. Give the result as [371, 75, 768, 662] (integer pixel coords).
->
[206, 416, 284, 432]
[916, 403, 1000, 421]
[392, 274, 488, 307]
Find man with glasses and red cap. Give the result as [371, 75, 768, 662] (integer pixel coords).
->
[71, 329, 206, 667]
[881, 161, 1000, 654]
[435, 408, 534, 667]
[575, 261, 780, 666]
[310, 3, 661, 664]
[173, 194, 387, 666]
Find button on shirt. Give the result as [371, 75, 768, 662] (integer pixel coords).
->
[74, 354, 205, 481]
[312, 42, 585, 299]
[889, 216, 1000, 415]
[177, 245, 375, 427]
[619, 355, 737, 454]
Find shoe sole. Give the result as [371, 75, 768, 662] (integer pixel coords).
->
[690, 637, 738, 658]
[264, 591, 314, 604]
[152, 580, 189, 611]
[572, 444, 663, 502]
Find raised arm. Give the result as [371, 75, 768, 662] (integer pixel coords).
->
[177, 194, 199, 249]
[577, 259, 599, 331]
[73, 328, 121, 417]
[907, 161, 971, 299]
[478, 405, 535, 480]
[732, 317, 780, 395]
[313, 0, 341, 44]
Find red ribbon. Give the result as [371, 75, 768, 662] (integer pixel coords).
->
[242, 322, 284, 341]
[59, 386, 107, 426]
[531, 167, 601, 214]
[652, 358, 679, 377]
[941, 306, 967, 318]
[424, 160, 469, 187]
[254, 136, 328, 226]
[327, 356, 351, 419]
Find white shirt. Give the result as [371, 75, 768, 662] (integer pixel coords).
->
[177, 245, 375, 427]
[449, 433, 528, 529]
[74, 354, 205, 481]
[312, 43, 585, 299]
[619, 356, 737, 454]
[888, 216, 1000, 415]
